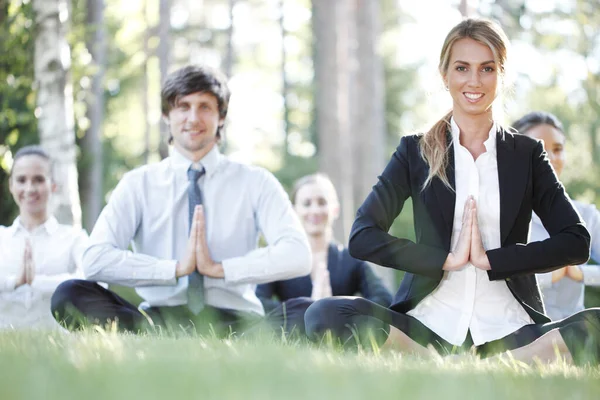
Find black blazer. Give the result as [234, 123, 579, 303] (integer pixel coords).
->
[348, 129, 590, 324]
[256, 242, 392, 312]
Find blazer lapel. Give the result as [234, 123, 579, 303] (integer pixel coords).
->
[497, 129, 528, 245]
[431, 132, 456, 250]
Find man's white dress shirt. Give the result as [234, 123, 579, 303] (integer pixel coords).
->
[407, 118, 533, 346]
[0, 217, 87, 329]
[83, 146, 311, 316]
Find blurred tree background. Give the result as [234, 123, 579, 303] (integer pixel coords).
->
[1, 0, 599, 295]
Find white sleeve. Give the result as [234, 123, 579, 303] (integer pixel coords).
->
[0, 227, 19, 292]
[0, 275, 18, 292]
[30, 229, 87, 294]
[221, 170, 311, 284]
[82, 172, 177, 287]
[578, 202, 600, 286]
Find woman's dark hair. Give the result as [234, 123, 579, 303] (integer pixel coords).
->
[511, 111, 565, 136]
[161, 65, 231, 144]
[10, 145, 54, 178]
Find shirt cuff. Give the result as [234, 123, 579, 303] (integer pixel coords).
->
[2, 275, 17, 291]
[139, 260, 178, 284]
[581, 265, 600, 286]
[222, 258, 243, 283]
[221, 258, 267, 283]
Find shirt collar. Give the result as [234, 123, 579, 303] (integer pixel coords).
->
[9, 216, 60, 236]
[169, 145, 223, 177]
[450, 117, 498, 153]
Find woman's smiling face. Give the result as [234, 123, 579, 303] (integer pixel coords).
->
[443, 38, 499, 120]
[294, 180, 339, 237]
[9, 155, 56, 217]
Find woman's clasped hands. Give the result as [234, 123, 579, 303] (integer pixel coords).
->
[16, 238, 35, 287]
[442, 196, 491, 272]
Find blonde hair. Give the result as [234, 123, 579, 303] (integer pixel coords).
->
[420, 18, 510, 190]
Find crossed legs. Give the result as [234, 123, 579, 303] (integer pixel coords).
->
[51, 279, 259, 336]
[304, 296, 600, 365]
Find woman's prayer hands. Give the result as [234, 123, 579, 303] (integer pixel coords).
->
[16, 238, 35, 287]
[551, 265, 584, 283]
[311, 256, 332, 301]
[469, 200, 491, 271]
[442, 197, 491, 272]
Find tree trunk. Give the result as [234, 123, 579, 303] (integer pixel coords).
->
[143, 0, 151, 164]
[279, 0, 290, 158]
[353, 0, 385, 208]
[458, 0, 470, 17]
[157, 0, 170, 159]
[81, 0, 105, 231]
[312, 0, 355, 242]
[33, 0, 81, 227]
[224, 0, 236, 78]
[352, 0, 393, 289]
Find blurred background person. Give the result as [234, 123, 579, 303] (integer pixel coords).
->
[0, 146, 87, 329]
[513, 111, 600, 320]
[257, 173, 391, 335]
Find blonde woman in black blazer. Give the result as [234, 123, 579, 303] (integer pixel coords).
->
[304, 18, 599, 366]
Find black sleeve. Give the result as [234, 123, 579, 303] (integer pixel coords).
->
[487, 141, 590, 280]
[348, 135, 449, 279]
[255, 282, 282, 313]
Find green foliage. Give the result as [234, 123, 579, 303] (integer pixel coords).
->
[272, 154, 318, 193]
[70, 0, 145, 230]
[498, 0, 600, 208]
[0, 0, 38, 225]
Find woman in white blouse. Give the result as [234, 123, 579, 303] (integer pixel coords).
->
[513, 111, 600, 320]
[304, 18, 600, 366]
[0, 145, 87, 329]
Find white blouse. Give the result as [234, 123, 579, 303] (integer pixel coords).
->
[0, 216, 88, 329]
[407, 119, 533, 346]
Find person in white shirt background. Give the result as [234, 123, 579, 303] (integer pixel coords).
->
[303, 18, 600, 366]
[0, 146, 87, 329]
[50, 65, 311, 335]
[512, 111, 600, 320]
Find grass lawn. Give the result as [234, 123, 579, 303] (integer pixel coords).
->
[0, 330, 599, 400]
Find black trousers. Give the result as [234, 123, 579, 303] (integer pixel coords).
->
[304, 296, 600, 365]
[51, 279, 259, 336]
[263, 297, 314, 336]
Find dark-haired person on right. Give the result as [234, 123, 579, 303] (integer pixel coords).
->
[513, 111, 600, 321]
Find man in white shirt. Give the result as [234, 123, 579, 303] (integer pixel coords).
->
[51, 65, 311, 334]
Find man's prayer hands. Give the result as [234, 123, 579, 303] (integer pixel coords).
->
[176, 205, 224, 279]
